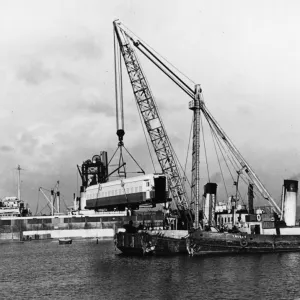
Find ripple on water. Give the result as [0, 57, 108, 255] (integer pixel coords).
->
[1, 240, 300, 300]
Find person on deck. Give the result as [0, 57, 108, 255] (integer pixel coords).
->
[124, 220, 137, 233]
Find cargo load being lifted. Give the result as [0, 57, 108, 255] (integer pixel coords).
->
[85, 173, 169, 211]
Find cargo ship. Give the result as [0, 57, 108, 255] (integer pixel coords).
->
[186, 180, 300, 255]
[0, 156, 168, 242]
[111, 20, 300, 257]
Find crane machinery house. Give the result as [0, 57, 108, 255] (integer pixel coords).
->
[84, 174, 169, 211]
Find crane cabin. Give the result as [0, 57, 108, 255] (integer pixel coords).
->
[84, 174, 169, 211]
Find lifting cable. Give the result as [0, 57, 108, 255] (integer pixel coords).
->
[206, 118, 236, 184]
[200, 112, 210, 182]
[134, 99, 157, 173]
[120, 23, 195, 88]
[184, 118, 193, 177]
[130, 39, 191, 207]
[35, 189, 40, 215]
[123, 145, 145, 174]
[211, 125, 246, 204]
[60, 194, 69, 211]
[207, 122, 258, 204]
[205, 117, 246, 203]
[209, 123, 229, 200]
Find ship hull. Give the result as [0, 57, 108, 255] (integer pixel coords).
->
[187, 230, 300, 255]
[0, 212, 165, 241]
[115, 231, 188, 256]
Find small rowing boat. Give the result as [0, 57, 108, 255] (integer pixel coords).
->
[58, 238, 72, 245]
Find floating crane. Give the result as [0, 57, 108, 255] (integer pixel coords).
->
[114, 20, 195, 228]
[113, 20, 282, 228]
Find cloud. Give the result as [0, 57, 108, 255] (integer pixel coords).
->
[236, 104, 253, 116]
[0, 145, 14, 152]
[210, 172, 223, 183]
[17, 60, 51, 85]
[79, 88, 115, 117]
[288, 173, 300, 181]
[60, 71, 80, 84]
[70, 34, 102, 60]
[18, 131, 39, 155]
[43, 29, 103, 62]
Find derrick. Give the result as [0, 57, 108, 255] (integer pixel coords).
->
[113, 19, 283, 226]
[114, 20, 193, 228]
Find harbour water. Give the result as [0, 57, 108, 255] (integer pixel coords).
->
[1, 240, 300, 300]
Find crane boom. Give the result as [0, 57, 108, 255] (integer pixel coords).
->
[39, 187, 57, 215]
[113, 20, 282, 217]
[113, 21, 193, 228]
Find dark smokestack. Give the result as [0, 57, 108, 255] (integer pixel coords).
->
[248, 184, 254, 214]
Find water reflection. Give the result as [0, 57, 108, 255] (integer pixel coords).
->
[1, 241, 300, 299]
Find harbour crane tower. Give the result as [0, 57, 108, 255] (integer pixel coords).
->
[113, 20, 282, 227]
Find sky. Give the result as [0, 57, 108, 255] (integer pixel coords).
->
[1, 0, 300, 213]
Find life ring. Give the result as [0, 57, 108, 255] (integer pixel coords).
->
[270, 217, 275, 222]
[240, 239, 248, 247]
[256, 214, 262, 222]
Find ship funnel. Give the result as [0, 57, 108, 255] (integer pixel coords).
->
[51, 189, 54, 216]
[248, 184, 254, 214]
[203, 183, 217, 225]
[73, 193, 77, 211]
[56, 191, 60, 214]
[80, 186, 87, 211]
[282, 180, 298, 226]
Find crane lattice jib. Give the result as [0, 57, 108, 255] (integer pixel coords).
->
[114, 22, 192, 218]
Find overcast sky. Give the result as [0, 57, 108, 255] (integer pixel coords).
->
[1, 0, 300, 212]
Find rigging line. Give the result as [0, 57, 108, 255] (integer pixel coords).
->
[202, 106, 275, 207]
[35, 189, 39, 215]
[127, 35, 190, 202]
[119, 35, 124, 127]
[200, 112, 210, 182]
[207, 122, 246, 203]
[209, 122, 229, 200]
[167, 124, 203, 207]
[184, 118, 193, 176]
[108, 146, 120, 166]
[234, 177, 246, 205]
[211, 135, 248, 205]
[207, 123, 249, 204]
[60, 195, 68, 210]
[234, 171, 263, 205]
[226, 143, 242, 171]
[207, 119, 241, 183]
[168, 139, 192, 200]
[213, 131, 246, 205]
[39, 202, 51, 214]
[76, 168, 79, 198]
[206, 117, 236, 184]
[226, 160, 266, 204]
[133, 44, 193, 97]
[134, 100, 157, 173]
[114, 30, 119, 127]
[118, 147, 125, 177]
[120, 26, 194, 100]
[123, 145, 145, 174]
[119, 23, 196, 87]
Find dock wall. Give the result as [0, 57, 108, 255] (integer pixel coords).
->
[0, 212, 165, 240]
[22, 228, 115, 239]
